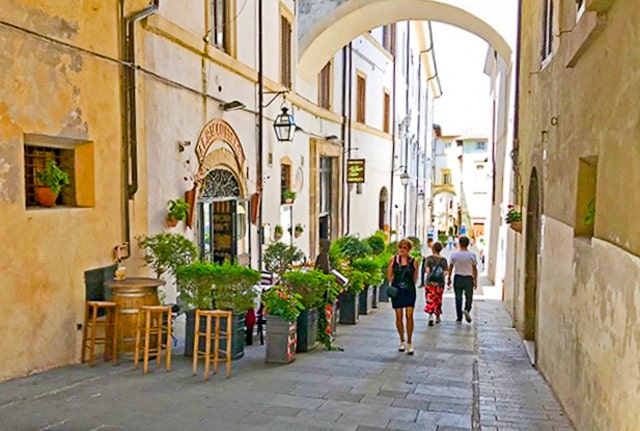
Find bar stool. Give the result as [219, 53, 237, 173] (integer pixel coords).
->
[192, 310, 233, 380]
[82, 301, 118, 366]
[134, 305, 173, 374]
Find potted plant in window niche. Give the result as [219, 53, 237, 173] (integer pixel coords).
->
[166, 198, 190, 228]
[35, 158, 69, 207]
[282, 189, 296, 204]
[294, 223, 304, 238]
[274, 225, 284, 241]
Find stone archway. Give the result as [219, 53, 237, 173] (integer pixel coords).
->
[298, 0, 512, 79]
[524, 168, 541, 341]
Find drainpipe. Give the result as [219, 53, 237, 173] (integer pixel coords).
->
[346, 42, 353, 235]
[403, 22, 410, 237]
[388, 25, 397, 242]
[511, 0, 524, 323]
[120, 0, 159, 257]
[340, 46, 348, 235]
[414, 59, 422, 237]
[257, 0, 264, 270]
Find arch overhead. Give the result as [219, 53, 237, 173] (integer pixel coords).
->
[298, 0, 512, 80]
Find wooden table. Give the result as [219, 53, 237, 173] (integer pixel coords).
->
[105, 277, 165, 353]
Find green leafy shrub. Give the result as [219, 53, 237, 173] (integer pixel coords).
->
[365, 233, 386, 255]
[176, 262, 216, 309]
[36, 158, 69, 194]
[210, 263, 261, 311]
[283, 270, 337, 309]
[262, 286, 305, 322]
[167, 198, 190, 221]
[138, 233, 198, 278]
[330, 235, 372, 268]
[263, 242, 305, 279]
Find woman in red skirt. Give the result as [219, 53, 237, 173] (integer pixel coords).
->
[423, 242, 449, 326]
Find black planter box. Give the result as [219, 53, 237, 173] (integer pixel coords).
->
[371, 285, 379, 308]
[378, 280, 390, 302]
[358, 286, 373, 315]
[296, 308, 318, 352]
[184, 310, 246, 360]
[339, 292, 359, 325]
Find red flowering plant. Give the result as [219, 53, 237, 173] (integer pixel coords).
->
[262, 286, 305, 323]
[505, 204, 522, 223]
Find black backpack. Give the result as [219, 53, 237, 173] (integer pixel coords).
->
[428, 258, 446, 284]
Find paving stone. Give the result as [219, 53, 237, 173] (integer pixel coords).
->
[324, 391, 366, 403]
[0, 283, 574, 431]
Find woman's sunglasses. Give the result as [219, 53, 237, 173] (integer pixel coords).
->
[398, 245, 409, 250]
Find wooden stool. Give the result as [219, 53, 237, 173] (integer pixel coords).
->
[134, 305, 172, 374]
[82, 301, 118, 366]
[192, 310, 233, 380]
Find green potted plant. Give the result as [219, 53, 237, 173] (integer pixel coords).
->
[176, 262, 216, 356]
[505, 204, 522, 233]
[35, 158, 69, 207]
[376, 250, 394, 303]
[262, 286, 304, 364]
[166, 198, 190, 228]
[330, 236, 373, 325]
[365, 232, 387, 307]
[177, 262, 260, 358]
[352, 257, 384, 316]
[263, 242, 304, 280]
[138, 233, 198, 279]
[283, 270, 335, 352]
[209, 263, 261, 360]
[294, 223, 304, 239]
[273, 225, 284, 241]
[282, 189, 296, 204]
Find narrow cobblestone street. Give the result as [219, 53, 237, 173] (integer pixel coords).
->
[0, 282, 573, 431]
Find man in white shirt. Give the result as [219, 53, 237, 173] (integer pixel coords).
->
[447, 236, 478, 323]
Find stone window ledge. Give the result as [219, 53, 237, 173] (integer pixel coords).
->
[564, 11, 607, 68]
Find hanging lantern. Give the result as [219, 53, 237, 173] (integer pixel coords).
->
[273, 106, 296, 142]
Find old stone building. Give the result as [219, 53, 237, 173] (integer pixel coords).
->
[508, 0, 640, 429]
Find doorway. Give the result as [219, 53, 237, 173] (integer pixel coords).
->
[197, 168, 250, 265]
[524, 168, 541, 342]
[378, 187, 388, 231]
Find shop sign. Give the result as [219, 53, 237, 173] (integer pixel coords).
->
[346, 159, 365, 183]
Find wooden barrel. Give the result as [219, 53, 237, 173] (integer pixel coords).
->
[106, 278, 164, 353]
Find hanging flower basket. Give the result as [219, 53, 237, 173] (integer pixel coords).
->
[509, 220, 522, 233]
[505, 204, 522, 233]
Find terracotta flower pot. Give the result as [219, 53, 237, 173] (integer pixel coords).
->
[285, 199, 293, 204]
[294, 230, 303, 238]
[166, 216, 179, 228]
[509, 220, 522, 233]
[274, 232, 283, 241]
[35, 186, 58, 207]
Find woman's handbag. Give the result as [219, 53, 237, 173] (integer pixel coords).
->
[386, 284, 399, 298]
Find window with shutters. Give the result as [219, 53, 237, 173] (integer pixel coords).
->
[382, 24, 396, 56]
[356, 73, 366, 124]
[318, 61, 332, 110]
[383, 91, 391, 133]
[541, 0, 554, 62]
[280, 162, 292, 204]
[280, 15, 292, 88]
[210, 0, 230, 53]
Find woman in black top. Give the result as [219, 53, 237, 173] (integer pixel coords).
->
[388, 238, 419, 355]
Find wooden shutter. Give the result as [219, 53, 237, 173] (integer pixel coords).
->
[281, 16, 292, 88]
[383, 92, 390, 133]
[318, 62, 332, 109]
[356, 75, 366, 123]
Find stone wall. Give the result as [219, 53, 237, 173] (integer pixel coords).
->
[514, 0, 640, 428]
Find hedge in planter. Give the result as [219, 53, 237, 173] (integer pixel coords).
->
[351, 257, 383, 316]
[283, 270, 336, 352]
[262, 286, 304, 364]
[177, 262, 260, 359]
